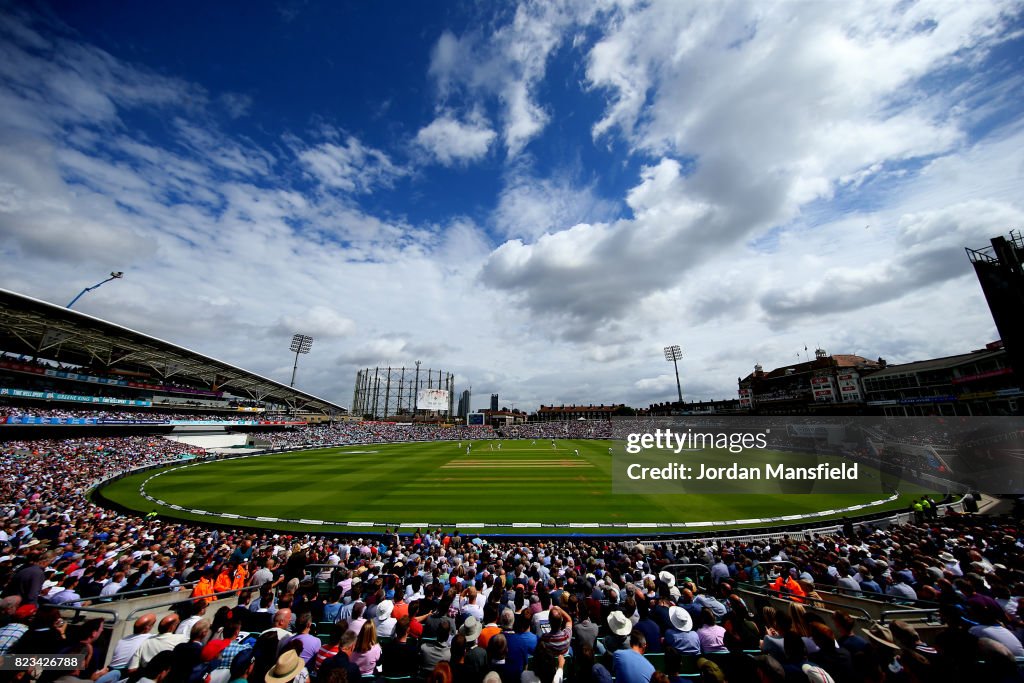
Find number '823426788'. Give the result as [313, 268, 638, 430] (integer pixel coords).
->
[0, 654, 87, 671]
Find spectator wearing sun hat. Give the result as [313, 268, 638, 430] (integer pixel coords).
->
[663, 606, 700, 655]
[375, 599, 397, 639]
[459, 616, 488, 671]
[657, 570, 680, 599]
[605, 611, 632, 653]
[266, 647, 308, 683]
[861, 622, 904, 670]
[937, 550, 963, 576]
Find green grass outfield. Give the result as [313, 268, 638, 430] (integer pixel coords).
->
[97, 439, 928, 534]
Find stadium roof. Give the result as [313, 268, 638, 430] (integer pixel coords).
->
[863, 348, 1005, 379]
[740, 354, 881, 383]
[537, 404, 625, 413]
[0, 288, 345, 414]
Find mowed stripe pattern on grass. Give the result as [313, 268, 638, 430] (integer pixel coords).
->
[99, 440, 920, 531]
[135, 444, 607, 523]
[441, 458, 594, 468]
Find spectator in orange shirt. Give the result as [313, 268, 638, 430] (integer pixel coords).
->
[478, 603, 501, 648]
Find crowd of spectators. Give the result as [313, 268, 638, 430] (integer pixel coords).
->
[258, 424, 499, 449]
[2, 502, 1024, 682]
[0, 407, 268, 423]
[1, 425, 1023, 682]
[505, 423, 612, 440]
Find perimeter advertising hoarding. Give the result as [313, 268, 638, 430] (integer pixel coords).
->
[417, 388, 450, 411]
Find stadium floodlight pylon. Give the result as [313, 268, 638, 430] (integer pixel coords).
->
[289, 333, 314, 387]
[664, 344, 683, 405]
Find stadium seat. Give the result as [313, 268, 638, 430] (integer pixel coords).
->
[643, 653, 665, 671]
[678, 654, 700, 675]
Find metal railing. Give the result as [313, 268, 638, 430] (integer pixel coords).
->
[878, 607, 942, 624]
[92, 579, 199, 603]
[122, 585, 254, 623]
[55, 604, 121, 623]
[659, 564, 714, 591]
[812, 581, 943, 612]
[737, 582, 873, 622]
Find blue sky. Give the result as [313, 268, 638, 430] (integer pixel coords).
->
[2, 0, 1023, 410]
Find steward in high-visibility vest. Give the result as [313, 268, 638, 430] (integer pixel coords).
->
[214, 565, 234, 594]
[191, 569, 217, 602]
[769, 573, 806, 603]
[231, 562, 249, 591]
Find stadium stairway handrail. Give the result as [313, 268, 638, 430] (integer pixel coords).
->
[659, 564, 714, 591]
[737, 582, 874, 621]
[737, 581, 938, 628]
[92, 579, 200, 603]
[50, 604, 124, 670]
[877, 606, 944, 623]
[107, 585, 252, 667]
[813, 581, 944, 612]
[740, 560, 945, 618]
[122, 585, 250, 624]
[749, 560, 944, 612]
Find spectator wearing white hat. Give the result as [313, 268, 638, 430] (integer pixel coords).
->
[605, 611, 632, 653]
[375, 599, 396, 639]
[663, 606, 700, 655]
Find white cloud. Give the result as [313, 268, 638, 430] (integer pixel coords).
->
[493, 169, 619, 240]
[481, 0, 1022, 343]
[423, 1, 603, 157]
[0, 2, 1022, 413]
[273, 306, 357, 340]
[298, 135, 407, 194]
[415, 114, 496, 165]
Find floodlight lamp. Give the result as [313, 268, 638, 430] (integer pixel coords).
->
[290, 333, 314, 354]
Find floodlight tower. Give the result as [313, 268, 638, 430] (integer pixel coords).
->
[67, 271, 124, 308]
[289, 333, 314, 387]
[413, 360, 421, 414]
[664, 344, 683, 405]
